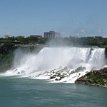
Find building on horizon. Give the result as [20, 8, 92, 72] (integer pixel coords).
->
[44, 31, 60, 39]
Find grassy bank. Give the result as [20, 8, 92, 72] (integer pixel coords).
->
[75, 68, 107, 88]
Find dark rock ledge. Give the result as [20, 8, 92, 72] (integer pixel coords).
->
[75, 67, 107, 88]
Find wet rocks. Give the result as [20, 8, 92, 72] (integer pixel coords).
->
[50, 72, 68, 81]
[49, 67, 69, 81]
[75, 67, 107, 88]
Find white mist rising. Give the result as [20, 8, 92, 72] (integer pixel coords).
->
[5, 47, 106, 83]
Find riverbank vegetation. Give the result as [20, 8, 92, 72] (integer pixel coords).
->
[0, 35, 107, 47]
[75, 68, 107, 88]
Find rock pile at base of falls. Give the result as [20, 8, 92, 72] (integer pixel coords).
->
[48, 67, 69, 81]
[48, 66, 86, 81]
[75, 67, 107, 88]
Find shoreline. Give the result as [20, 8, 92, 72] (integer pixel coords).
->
[75, 67, 107, 88]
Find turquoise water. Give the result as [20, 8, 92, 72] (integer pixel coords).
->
[0, 77, 107, 107]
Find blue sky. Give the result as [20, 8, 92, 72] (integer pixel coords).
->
[0, 0, 107, 36]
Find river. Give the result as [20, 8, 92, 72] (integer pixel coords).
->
[0, 76, 107, 107]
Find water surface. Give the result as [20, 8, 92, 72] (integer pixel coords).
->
[0, 76, 107, 107]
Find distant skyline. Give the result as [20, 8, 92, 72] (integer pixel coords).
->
[0, 0, 107, 37]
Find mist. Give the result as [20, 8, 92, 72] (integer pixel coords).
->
[4, 44, 106, 83]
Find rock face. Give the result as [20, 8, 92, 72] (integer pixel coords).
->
[105, 48, 107, 59]
[75, 67, 107, 88]
[49, 67, 69, 81]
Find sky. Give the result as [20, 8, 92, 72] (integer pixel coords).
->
[0, 0, 107, 37]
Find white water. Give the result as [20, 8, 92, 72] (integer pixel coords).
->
[5, 47, 106, 83]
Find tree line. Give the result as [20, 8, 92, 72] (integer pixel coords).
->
[0, 35, 107, 47]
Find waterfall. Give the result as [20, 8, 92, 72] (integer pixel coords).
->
[5, 47, 106, 83]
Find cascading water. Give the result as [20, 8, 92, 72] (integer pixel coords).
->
[5, 47, 106, 83]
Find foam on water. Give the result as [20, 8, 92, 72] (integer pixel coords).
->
[4, 47, 106, 83]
